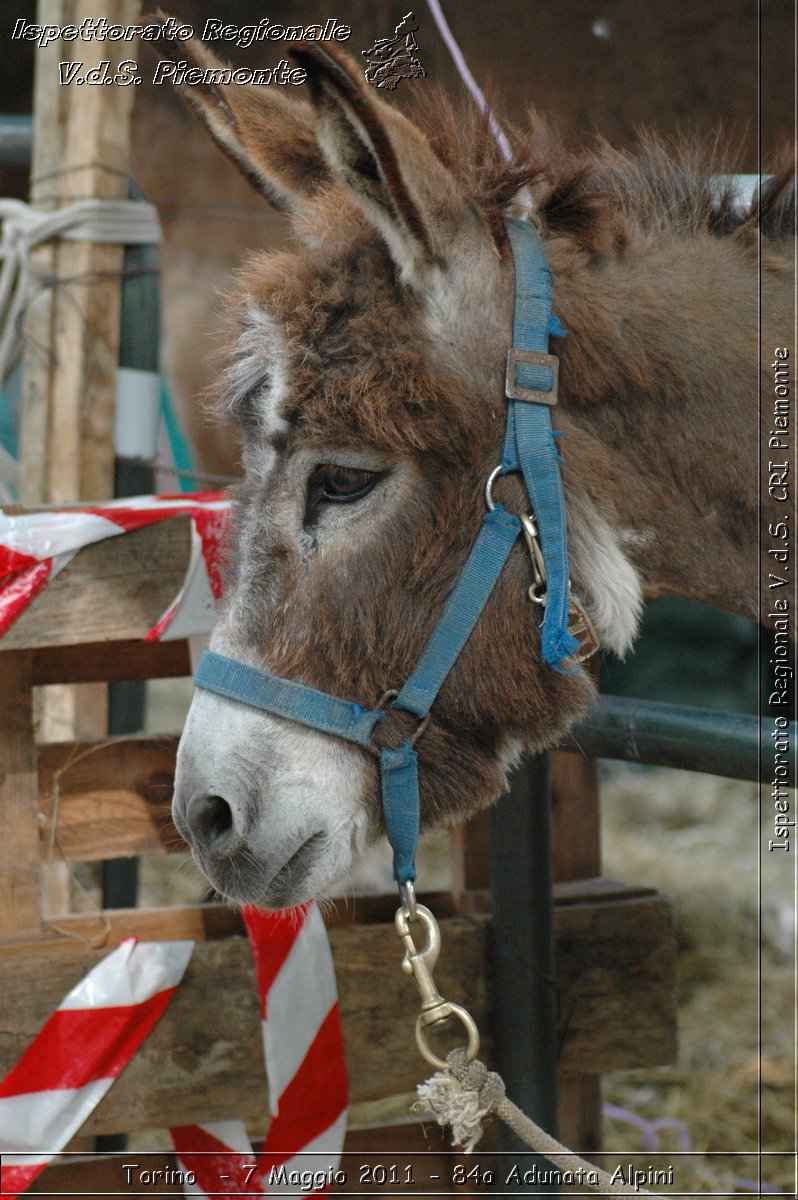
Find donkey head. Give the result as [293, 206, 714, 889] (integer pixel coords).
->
[165, 34, 601, 907]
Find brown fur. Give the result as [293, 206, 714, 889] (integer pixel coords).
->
[155, 21, 793, 836]
[414, 89, 795, 247]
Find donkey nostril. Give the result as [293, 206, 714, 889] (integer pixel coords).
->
[204, 795, 233, 845]
[188, 793, 235, 851]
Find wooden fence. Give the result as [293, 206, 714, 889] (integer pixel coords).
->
[0, 514, 677, 1192]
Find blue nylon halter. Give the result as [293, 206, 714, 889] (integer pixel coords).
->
[194, 218, 576, 890]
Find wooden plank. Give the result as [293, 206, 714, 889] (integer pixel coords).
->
[550, 724, 603, 1150]
[19, 0, 140, 505]
[554, 893, 677, 1076]
[0, 892, 676, 1133]
[453, 753, 603, 894]
[451, 809, 491, 895]
[0, 895, 462, 958]
[558, 1074, 603, 1153]
[0, 904, 245, 957]
[551, 749, 602, 882]
[31, 639, 192, 685]
[0, 652, 42, 936]
[551, 875, 655, 904]
[18, 0, 74, 506]
[36, 677, 110, 916]
[2, 518, 193, 649]
[38, 736, 181, 861]
[0, 879, 657, 953]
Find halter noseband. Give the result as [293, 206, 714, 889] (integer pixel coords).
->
[194, 219, 594, 898]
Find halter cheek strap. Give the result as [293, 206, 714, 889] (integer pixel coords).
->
[502, 219, 578, 667]
[194, 219, 580, 891]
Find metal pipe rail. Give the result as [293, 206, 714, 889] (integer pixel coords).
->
[0, 116, 32, 168]
[563, 695, 795, 783]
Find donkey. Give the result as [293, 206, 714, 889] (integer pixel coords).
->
[155, 26, 794, 909]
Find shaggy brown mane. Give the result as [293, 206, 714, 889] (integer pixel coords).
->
[410, 86, 795, 246]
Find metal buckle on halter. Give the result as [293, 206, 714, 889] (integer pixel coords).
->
[567, 594, 601, 663]
[505, 348, 559, 404]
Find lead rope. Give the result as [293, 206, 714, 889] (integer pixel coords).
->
[398, 898, 666, 1198]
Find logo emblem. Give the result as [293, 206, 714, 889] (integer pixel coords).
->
[362, 11, 427, 90]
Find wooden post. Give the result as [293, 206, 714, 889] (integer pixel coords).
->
[16, 0, 142, 911]
[17, 0, 71, 506]
[19, 0, 140, 505]
[551, 751, 602, 883]
[0, 653, 42, 937]
[550, 748, 604, 1154]
[550, 654, 604, 1153]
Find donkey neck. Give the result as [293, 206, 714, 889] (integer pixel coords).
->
[550, 230, 759, 621]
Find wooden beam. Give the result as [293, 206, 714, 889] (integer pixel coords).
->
[38, 736, 181, 862]
[31, 639, 192, 685]
[554, 891, 677, 1075]
[0, 889, 676, 1133]
[550, 716, 604, 1151]
[18, 0, 73, 505]
[0, 903, 244, 957]
[3, 518, 193, 650]
[551, 749, 602, 882]
[19, 0, 141, 505]
[0, 653, 42, 936]
[451, 809, 491, 895]
[16, 1, 152, 910]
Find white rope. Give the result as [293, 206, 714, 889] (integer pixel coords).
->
[416, 1050, 667, 1198]
[0, 196, 162, 388]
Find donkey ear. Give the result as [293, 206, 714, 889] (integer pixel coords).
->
[146, 11, 329, 214]
[290, 42, 467, 280]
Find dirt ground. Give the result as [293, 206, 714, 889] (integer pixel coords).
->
[600, 766, 794, 1198]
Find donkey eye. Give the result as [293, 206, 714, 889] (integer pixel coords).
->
[313, 465, 379, 503]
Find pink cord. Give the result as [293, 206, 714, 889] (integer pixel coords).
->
[424, 0, 514, 163]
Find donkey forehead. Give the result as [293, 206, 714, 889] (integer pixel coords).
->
[228, 245, 505, 457]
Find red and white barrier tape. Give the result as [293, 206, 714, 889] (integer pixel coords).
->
[172, 906, 348, 1197]
[0, 906, 348, 1197]
[0, 500, 348, 1193]
[0, 938, 193, 1197]
[0, 493, 230, 643]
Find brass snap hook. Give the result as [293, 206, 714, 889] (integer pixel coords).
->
[396, 903, 480, 1070]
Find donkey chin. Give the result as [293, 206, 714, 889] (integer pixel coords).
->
[173, 687, 375, 909]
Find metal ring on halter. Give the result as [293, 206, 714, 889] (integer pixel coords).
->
[415, 1003, 481, 1071]
[484, 464, 504, 511]
[372, 689, 431, 753]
